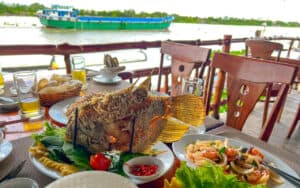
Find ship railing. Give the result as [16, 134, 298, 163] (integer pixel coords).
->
[1, 35, 299, 116]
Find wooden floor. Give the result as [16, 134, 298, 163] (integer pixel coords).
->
[221, 88, 300, 156]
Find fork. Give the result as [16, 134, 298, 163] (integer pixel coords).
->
[0, 160, 26, 182]
[263, 161, 300, 186]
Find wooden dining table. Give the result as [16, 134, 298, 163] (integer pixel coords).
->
[0, 78, 300, 188]
[1, 125, 300, 188]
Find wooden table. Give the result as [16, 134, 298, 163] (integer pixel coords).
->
[1, 125, 299, 188]
[0, 79, 131, 140]
[1, 75, 299, 187]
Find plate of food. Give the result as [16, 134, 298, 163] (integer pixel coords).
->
[0, 129, 13, 163]
[29, 122, 174, 185]
[172, 134, 299, 188]
[48, 97, 79, 125]
[45, 171, 138, 188]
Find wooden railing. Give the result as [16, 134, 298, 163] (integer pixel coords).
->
[1, 35, 299, 118]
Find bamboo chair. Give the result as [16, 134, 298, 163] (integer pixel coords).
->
[157, 41, 211, 98]
[245, 39, 285, 125]
[205, 53, 298, 141]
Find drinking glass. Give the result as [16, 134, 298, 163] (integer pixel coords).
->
[181, 77, 205, 134]
[71, 56, 87, 89]
[181, 77, 204, 96]
[13, 71, 43, 119]
[0, 64, 4, 95]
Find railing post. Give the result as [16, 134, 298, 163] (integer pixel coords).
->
[64, 54, 71, 74]
[157, 53, 164, 92]
[287, 39, 294, 58]
[212, 35, 232, 119]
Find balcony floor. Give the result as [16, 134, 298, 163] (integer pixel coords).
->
[222, 88, 300, 156]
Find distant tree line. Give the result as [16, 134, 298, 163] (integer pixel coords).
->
[1, 2, 300, 27]
[0, 2, 46, 16]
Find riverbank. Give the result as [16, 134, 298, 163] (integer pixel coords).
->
[1, 2, 300, 27]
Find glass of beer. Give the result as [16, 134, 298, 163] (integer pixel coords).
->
[13, 71, 43, 119]
[71, 56, 87, 89]
[0, 64, 4, 95]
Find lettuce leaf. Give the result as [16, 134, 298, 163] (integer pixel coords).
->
[62, 142, 92, 170]
[175, 162, 266, 188]
[31, 121, 66, 143]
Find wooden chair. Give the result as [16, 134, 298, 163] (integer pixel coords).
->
[157, 41, 211, 97]
[206, 53, 298, 141]
[245, 39, 283, 61]
[118, 71, 133, 83]
[287, 103, 300, 139]
[245, 39, 285, 125]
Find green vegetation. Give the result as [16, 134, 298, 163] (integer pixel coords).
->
[0, 2, 46, 16]
[210, 49, 246, 58]
[176, 162, 266, 188]
[1, 2, 300, 27]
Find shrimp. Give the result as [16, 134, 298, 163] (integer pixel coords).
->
[225, 147, 239, 162]
[201, 148, 219, 161]
[246, 170, 262, 184]
[246, 168, 269, 184]
[249, 147, 264, 161]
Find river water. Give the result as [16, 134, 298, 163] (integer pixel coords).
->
[1, 16, 300, 70]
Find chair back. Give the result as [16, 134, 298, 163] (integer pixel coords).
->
[206, 53, 298, 141]
[245, 39, 283, 61]
[157, 41, 211, 96]
[118, 71, 133, 83]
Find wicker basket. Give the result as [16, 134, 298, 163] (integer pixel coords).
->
[39, 84, 82, 107]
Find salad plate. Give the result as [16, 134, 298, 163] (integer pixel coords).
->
[48, 97, 79, 125]
[172, 134, 299, 188]
[0, 140, 13, 162]
[29, 141, 174, 185]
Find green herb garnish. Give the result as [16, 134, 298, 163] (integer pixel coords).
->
[219, 146, 226, 154]
[175, 162, 266, 188]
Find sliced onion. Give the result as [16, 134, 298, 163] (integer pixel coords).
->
[218, 153, 227, 166]
[230, 161, 254, 175]
[257, 172, 270, 185]
[224, 138, 228, 148]
[269, 169, 284, 184]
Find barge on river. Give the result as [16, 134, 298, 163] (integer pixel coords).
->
[38, 5, 174, 30]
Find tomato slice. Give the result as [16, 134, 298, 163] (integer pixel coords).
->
[90, 153, 111, 171]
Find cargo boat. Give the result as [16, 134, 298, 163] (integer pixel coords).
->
[38, 5, 174, 30]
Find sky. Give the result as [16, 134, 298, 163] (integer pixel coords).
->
[2, 0, 300, 22]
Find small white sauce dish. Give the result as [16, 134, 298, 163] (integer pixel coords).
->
[123, 156, 164, 181]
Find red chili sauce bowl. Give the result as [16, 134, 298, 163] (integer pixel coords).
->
[123, 156, 163, 181]
[129, 164, 158, 176]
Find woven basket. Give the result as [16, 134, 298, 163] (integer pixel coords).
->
[39, 85, 82, 107]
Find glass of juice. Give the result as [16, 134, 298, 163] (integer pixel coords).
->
[13, 71, 44, 121]
[71, 56, 87, 89]
[0, 72, 4, 89]
[0, 65, 4, 95]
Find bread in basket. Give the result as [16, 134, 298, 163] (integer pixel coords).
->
[38, 75, 82, 107]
